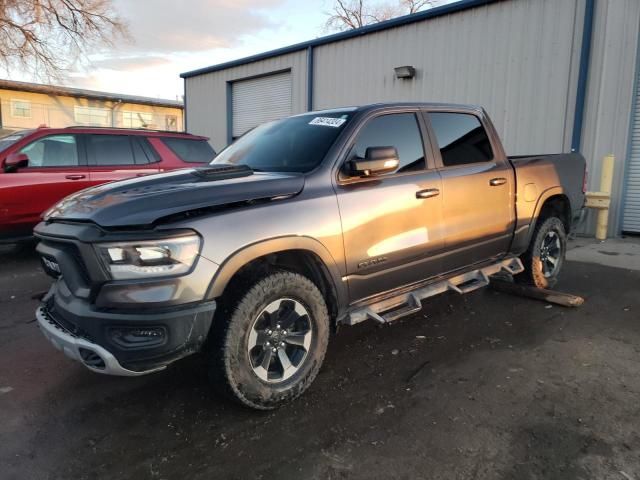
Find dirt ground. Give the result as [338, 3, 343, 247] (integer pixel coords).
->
[1, 242, 639, 480]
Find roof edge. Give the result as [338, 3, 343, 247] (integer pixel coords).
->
[0, 79, 183, 109]
[181, 0, 499, 79]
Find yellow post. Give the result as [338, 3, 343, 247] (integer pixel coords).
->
[595, 154, 615, 241]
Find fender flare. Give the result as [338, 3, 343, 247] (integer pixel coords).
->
[524, 186, 571, 245]
[205, 235, 348, 309]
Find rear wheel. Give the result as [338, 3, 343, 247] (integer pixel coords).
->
[517, 216, 567, 288]
[208, 271, 329, 410]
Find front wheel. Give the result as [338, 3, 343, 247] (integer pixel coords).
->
[517, 216, 567, 288]
[208, 271, 330, 410]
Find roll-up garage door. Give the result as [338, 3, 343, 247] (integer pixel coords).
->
[623, 63, 640, 233]
[232, 71, 292, 139]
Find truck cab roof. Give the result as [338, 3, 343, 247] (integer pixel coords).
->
[302, 102, 485, 116]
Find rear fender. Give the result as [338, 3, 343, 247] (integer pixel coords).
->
[513, 186, 568, 253]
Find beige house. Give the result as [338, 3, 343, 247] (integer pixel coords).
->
[0, 79, 183, 135]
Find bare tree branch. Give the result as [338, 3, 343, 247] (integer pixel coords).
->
[402, 0, 434, 14]
[325, 0, 438, 32]
[0, 0, 128, 80]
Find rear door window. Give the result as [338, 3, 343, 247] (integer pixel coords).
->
[160, 137, 215, 163]
[428, 112, 494, 167]
[86, 134, 136, 166]
[130, 137, 160, 164]
[137, 137, 160, 163]
[20, 134, 79, 167]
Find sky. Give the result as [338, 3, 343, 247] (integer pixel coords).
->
[10, 0, 453, 101]
[72, 0, 331, 100]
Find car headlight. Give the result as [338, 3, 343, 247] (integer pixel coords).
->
[95, 234, 201, 280]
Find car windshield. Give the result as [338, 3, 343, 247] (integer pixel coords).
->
[0, 131, 29, 153]
[211, 111, 354, 173]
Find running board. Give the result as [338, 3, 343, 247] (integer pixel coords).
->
[345, 257, 524, 326]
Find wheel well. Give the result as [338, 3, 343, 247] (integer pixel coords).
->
[218, 249, 339, 322]
[538, 194, 571, 232]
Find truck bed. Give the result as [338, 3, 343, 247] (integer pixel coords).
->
[509, 152, 586, 254]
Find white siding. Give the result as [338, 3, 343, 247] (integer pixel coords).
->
[580, 0, 640, 235]
[185, 50, 307, 150]
[313, 0, 582, 156]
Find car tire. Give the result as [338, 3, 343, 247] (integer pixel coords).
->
[517, 216, 567, 289]
[208, 271, 330, 410]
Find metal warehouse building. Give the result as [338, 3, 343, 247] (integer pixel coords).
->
[181, 0, 640, 236]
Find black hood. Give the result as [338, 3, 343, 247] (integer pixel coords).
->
[44, 167, 304, 227]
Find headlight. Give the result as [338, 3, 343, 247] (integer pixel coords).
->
[95, 234, 201, 280]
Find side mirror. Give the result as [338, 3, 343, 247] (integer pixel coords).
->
[3, 152, 29, 172]
[348, 146, 399, 177]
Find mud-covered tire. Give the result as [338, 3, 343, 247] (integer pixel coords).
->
[516, 216, 567, 288]
[208, 271, 330, 410]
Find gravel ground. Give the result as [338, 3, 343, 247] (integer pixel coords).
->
[1, 242, 639, 480]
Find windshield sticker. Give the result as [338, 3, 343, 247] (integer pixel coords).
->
[309, 117, 347, 128]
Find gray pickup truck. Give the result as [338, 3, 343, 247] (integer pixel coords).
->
[34, 103, 586, 409]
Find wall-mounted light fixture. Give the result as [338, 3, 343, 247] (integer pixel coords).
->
[394, 65, 416, 79]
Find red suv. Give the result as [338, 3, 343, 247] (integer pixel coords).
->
[0, 127, 215, 243]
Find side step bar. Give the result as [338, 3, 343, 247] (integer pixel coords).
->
[345, 257, 524, 326]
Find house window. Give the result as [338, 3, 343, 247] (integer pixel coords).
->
[165, 115, 178, 131]
[11, 100, 31, 118]
[74, 106, 111, 126]
[122, 111, 154, 129]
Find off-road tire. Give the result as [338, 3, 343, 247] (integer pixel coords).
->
[517, 216, 567, 288]
[208, 271, 330, 410]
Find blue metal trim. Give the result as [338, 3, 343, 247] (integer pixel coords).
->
[617, 21, 640, 234]
[307, 45, 314, 111]
[226, 82, 233, 145]
[571, 0, 595, 152]
[180, 0, 499, 78]
[183, 78, 187, 132]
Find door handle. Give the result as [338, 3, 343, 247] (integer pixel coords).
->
[489, 177, 507, 186]
[65, 174, 86, 180]
[416, 188, 440, 199]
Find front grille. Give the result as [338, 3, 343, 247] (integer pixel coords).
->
[59, 242, 91, 284]
[38, 236, 91, 286]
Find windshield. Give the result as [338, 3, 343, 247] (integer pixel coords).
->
[0, 131, 29, 153]
[212, 111, 354, 173]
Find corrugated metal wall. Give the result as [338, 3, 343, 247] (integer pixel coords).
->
[185, 50, 307, 149]
[185, 0, 640, 235]
[580, 0, 640, 236]
[313, 0, 582, 156]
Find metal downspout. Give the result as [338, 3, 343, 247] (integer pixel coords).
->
[307, 45, 314, 112]
[571, 0, 596, 152]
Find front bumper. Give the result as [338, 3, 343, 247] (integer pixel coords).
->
[33, 221, 220, 374]
[36, 295, 217, 375]
[36, 306, 163, 376]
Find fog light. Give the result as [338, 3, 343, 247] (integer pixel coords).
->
[108, 326, 167, 349]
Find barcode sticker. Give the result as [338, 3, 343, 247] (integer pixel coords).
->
[309, 117, 347, 128]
